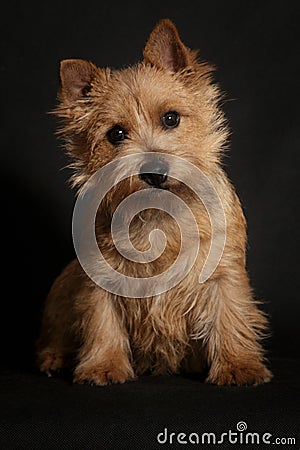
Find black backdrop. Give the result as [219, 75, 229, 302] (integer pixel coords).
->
[1, 1, 299, 367]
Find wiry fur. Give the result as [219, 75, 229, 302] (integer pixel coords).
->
[37, 19, 272, 385]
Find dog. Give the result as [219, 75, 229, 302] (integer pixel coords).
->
[36, 19, 272, 386]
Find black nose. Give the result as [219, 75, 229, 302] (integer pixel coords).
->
[140, 161, 168, 187]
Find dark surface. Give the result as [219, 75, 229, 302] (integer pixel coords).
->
[1, 1, 300, 449]
[0, 358, 299, 449]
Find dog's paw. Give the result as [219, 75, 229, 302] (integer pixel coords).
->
[206, 362, 272, 386]
[37, 347, 65, 376]
[73, 356, 135, 386]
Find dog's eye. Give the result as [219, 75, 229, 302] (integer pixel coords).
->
[161, 111, 180, 129]
[107, 125, 127, 144]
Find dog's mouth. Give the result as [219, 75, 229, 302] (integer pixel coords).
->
[97, 153, 200, 220]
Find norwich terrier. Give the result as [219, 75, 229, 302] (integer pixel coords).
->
[36, 19, 272, 386]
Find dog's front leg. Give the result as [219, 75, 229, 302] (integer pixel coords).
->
[73, 289, 135, 386]
[195, 270, 272, 385]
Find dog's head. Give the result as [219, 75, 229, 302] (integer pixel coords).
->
[55, 19, 227, 201]
[58, 20, 229, 289]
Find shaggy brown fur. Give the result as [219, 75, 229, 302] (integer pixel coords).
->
[36, 19, 272, 386]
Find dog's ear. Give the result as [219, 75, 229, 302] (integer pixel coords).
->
[143, 19, 195, 72]
[59, 59, 98, 102]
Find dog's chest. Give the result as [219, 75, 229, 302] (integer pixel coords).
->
[123, 296, 189, 355]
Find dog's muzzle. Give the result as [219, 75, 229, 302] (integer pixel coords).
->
[139, 161, 168, 188]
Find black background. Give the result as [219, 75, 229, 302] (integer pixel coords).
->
[1, 0, 299, 368]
